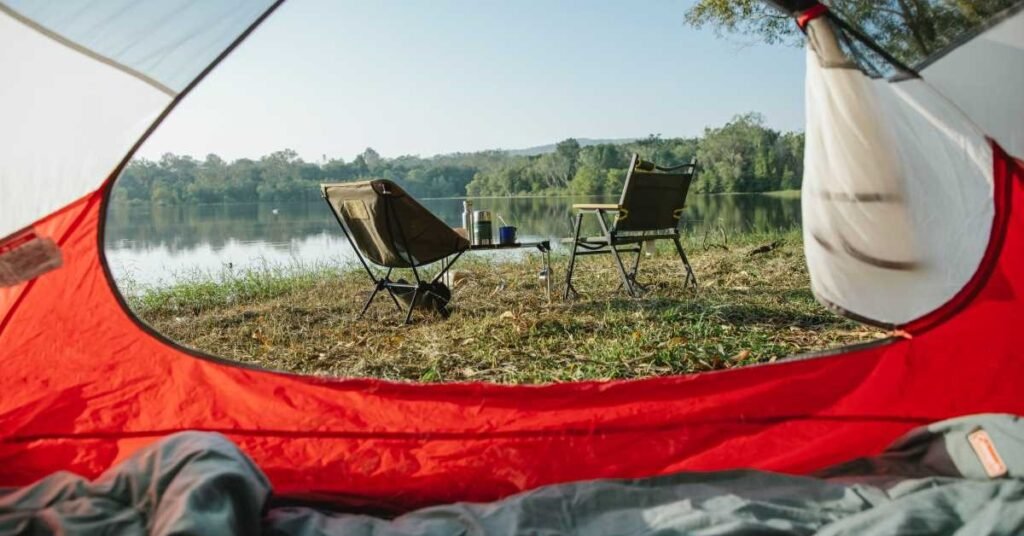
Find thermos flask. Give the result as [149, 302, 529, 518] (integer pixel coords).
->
[473, 210, 493, 245]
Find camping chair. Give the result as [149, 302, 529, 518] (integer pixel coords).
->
[322, 180, 470, 324]
[564, 154, 698, 299]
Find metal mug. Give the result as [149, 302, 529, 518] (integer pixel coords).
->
[498, 226, 517, 246]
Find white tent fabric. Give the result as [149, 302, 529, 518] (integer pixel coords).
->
[801, 18, 994, 325]
[0, 0, 275, 240]
[0, 7, 168, 239]
[2, 0, 277, 94]
[920, 8, 1024, 160]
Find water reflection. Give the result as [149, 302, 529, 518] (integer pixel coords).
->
[105, 194, 801, 287]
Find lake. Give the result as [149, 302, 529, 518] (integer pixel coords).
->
[105, 193, 801, 288]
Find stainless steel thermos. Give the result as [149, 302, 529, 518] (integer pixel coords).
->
[473, 210, 493, 245]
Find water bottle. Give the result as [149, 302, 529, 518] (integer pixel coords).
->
[462, 200, 474, 243]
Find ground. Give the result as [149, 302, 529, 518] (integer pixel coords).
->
[128, 230, 885, 384]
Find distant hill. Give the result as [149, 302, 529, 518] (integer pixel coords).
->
[504, 137, 637, 156]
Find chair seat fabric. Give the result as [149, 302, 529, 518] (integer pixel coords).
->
[322, 180, 469, 268]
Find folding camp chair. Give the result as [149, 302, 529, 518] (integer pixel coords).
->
[322, 180, 470, 324]
[564, 154, 698, 299]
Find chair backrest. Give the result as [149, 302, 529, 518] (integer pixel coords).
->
[614, 154, 697, 234]
[321, 180, 469, 268]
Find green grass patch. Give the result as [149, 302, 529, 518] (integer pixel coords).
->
[130, 229, 883, 384]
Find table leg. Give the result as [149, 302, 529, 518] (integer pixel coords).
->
[545, 248, 552, 302]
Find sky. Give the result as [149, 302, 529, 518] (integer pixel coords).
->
[138, 0, 806, 162]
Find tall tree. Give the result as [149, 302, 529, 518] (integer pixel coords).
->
[684, 0, 1016, 66]
[551, 138, 582, 188]
[359, 147, 382, 170]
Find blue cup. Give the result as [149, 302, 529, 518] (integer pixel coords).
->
[498, 226, 517, 245]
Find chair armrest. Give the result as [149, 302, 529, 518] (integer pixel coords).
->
[572, 203, 621, 210]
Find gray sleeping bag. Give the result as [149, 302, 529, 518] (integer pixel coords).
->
[2, 414, 1023, 535]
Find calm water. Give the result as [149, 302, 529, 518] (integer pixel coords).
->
[105, 194, 801, 287]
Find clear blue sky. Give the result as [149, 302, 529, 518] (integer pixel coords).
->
[139, 0, 806, 162]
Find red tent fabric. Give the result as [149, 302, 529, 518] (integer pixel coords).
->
[1, 0, 1022, 512]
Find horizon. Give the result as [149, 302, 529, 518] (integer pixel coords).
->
[136, 0, 806, 163]
[135, 129, 804, 164]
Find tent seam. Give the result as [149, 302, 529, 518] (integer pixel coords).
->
[0, 1, 176, 97]
[3, 414, 935, 444]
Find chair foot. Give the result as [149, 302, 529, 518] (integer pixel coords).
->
[686, 271, 699, 291]
[626, 272, 649, 293]
[403, 289, 419, 324]
[563, 282, 580, 301]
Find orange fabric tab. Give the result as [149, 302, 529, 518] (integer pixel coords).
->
[0, 228, 62, 288]
[969, 429, 1008, 478]
[797, 4, 828, 29]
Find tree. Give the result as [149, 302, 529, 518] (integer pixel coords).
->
[684, 0, 801, 46]
[692, 112, 801, 193]
[359, 147, 382, 170]
[580, 143, 626, 172]
[776, 132, 805, 190]
[570, 166, 602, 195]
[550, 138, 581, 188]
[602, 168, 627, 196]
[684, 0, 1017, 66]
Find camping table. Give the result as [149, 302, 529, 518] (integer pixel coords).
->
[465, 240, 552, 300]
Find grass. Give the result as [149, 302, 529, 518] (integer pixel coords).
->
[127, 229, 885, 384]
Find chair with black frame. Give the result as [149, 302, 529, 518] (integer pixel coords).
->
[563, 154, 698, 299]
[321, 180, 470, 324]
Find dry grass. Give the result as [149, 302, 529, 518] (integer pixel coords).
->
[129, 230, 885, 384]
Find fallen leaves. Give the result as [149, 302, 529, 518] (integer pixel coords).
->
[732, 349, 751, 362]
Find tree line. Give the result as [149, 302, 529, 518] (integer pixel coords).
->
[114, 112, 804, 204]
[685, 0, 1015, 68]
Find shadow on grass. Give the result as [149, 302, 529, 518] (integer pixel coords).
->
[559, 288, 846, 334]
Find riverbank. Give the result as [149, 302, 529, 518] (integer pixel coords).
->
[128, 230, 883, 384]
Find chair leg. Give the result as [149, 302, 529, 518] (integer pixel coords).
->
[425, 290, 452, 319]
[429, 251, 464, 285]
[379, 269, 402, 311]
[594, 214, 636, 298]
[672, 236, 698, 290]
[608, 244, 638, 298]
[358, 285, 381, 318]
[403, 289, 419, 324]
[384, 287, 403, 311]
[628, 246, 647, 291]
[563, 214, 583, 300]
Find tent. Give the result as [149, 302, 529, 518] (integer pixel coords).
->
[1, 0, 1022, 512]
